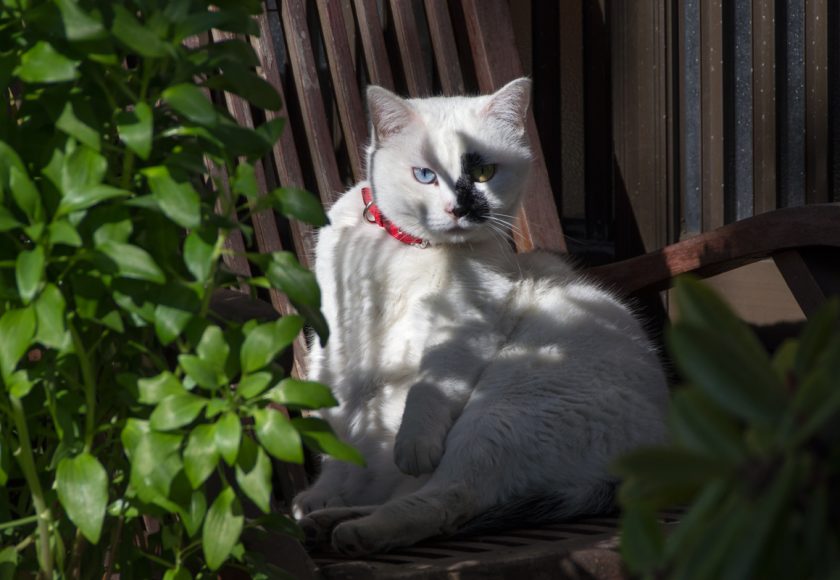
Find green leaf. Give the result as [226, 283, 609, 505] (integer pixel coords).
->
[56, 452, 108, 544]
[232, 164, 258, 198]
[15, 41, 79, 83]
[183, 490, 207, 538]
[272, 187, 327, 226]
[613, 447, 729, 488]
[162, 566, 192, 580]
[254, 408, 302, 464]
[142, 166, 201, 228]
[58, 146, 128, 215]
[183, 228, 215, 282]
[56, 100, 100, 151]
[111, 5, 170, 58]
[240, 315, 304, 373]
[162, 84, 218, 126]
[48, 220, 82, 247]
[56, 0, 105, 41]
[97, 241, 165, 283]
[0, 206, 21, 232]
[237, 371, 272, 399]
[620, 506, 665, 576]
[150, 393, 207, 431]
[9, 166, 44, 224]
[0, 435, 8, 486]
[292, 417, 364, 466]
[138, 371, 185, 404]
[669, 389, 745, 463]
[59, 184, 130, 215]
[266, 253, 328, 343]
[34, 283, 67, 348]
[154, 284, 199, 345]
[179, 355, 223, 390]
[673, 277, 770, 365]
[795, 298, 840, 378]
[202, 486, 243, 571]
[205, 67, 281, 111]
[265, 379, 338, 410]
[668, 325, 786, 425]
[116, 102, 153, 160]
[215, 412, 242, 466]
[235, 436, 272, 513]
[15, 246, 45, 304]
[7, 370, 33, 399]
[0, 307, 36, 379]
[197, 325, 229, 369]
[184, 424, 219, 488]
[127, 430, 183, 503]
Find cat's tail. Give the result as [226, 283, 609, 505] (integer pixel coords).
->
[453, 479, 618, 537]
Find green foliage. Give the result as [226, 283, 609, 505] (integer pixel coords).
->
[616, 277, 840, 580]
[0, 1, 338, 577]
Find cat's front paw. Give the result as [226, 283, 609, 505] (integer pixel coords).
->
[394, 427, 445, 476]
[292, 489, 346, 520]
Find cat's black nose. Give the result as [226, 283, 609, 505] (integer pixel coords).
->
[451, 205, 470, 218]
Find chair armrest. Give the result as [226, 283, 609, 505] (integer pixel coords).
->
[586, 203, 840, 295]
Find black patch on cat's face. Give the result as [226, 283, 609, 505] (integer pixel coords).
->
[453, 153, 489, 222]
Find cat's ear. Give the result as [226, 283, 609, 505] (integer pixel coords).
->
[367, 85, 416, 142]
[482, 77, 531, 132]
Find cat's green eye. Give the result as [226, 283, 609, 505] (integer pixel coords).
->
[469, 164, 497, 183]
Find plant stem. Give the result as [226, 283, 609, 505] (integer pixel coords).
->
[69, 320, 97, 452]
[0, 513, 38, 532]
[10, 396, 54, 578]
[102, 512, 125, 580]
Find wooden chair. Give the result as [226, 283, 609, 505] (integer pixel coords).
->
[207, 1, 840, 577]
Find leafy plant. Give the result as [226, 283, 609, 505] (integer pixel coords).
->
[0, 1, 361, 577]
[615, 277, 840, 579]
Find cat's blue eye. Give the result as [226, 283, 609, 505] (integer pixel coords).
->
[412, 167, 437, 184]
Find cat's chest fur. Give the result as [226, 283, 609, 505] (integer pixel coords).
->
[311, 184, 517, 425]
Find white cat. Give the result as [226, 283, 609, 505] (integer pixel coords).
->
[292, 78, 668, 556]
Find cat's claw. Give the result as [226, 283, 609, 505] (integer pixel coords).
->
[393, 431, 444, 476]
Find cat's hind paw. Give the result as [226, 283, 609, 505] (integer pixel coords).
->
[393, 430, 444, 476]
[332, 520, 386, 556]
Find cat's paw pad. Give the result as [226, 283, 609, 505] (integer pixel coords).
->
[332, 521, 382, 556]
[393, 431, 444, 476]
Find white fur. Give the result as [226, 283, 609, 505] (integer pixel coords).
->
[292, 79, 668, 555]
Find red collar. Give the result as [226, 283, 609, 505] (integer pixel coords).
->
[362, 187, 429, 248]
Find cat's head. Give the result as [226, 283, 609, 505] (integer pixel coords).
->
[365, 78, 533, 245]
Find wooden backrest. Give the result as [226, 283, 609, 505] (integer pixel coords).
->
[214, 0, 565, 281]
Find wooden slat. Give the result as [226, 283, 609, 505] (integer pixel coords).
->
[730, 1, 754, 222]
[701, 0, 725, 230]
[558, 0, 585, 220]
[779, 0, 807, 207]
[280, 0, 345, 205]
[211, 30, 292, 315]
[588, 203, 840, 296]
[254, 6, 316, 269]
[315, 0, 368, 181]
[774, 248, 840, 317]
[389, 0, 433, 97]
[610, 0, 671, 256]
[752, 0, 777, 215]
[462, 0, 566, 253]
[805, 0, 829, 203]
[353, 0, 396, 90]
[183, 34, 254, 286]
[423, 0, 466, 95]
